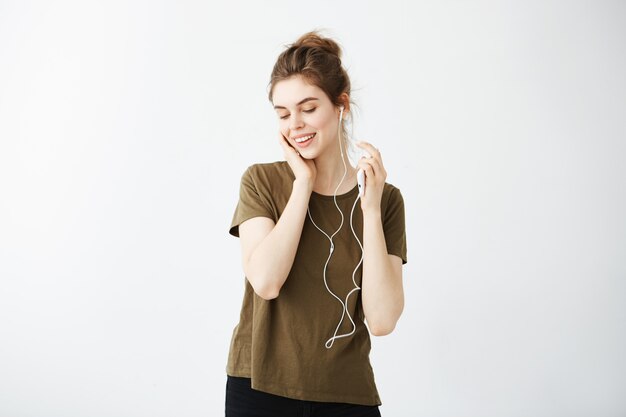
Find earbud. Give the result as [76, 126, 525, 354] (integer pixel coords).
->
[339, 105, 344, 122]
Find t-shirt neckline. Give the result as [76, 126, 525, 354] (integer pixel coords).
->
[311, 184, 359, 200]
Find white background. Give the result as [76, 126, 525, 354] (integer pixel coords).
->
[1, 1, 625, 416]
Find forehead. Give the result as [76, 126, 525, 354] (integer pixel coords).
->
[272, 76, 328, 108]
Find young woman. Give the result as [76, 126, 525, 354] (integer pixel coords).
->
[225, 30, 407, 417]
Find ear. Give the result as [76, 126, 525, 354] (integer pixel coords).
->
[338, 92, 350, 113]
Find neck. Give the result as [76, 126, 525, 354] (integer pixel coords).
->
[312, 148, 358, 195]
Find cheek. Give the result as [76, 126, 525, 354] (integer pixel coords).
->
[309, 112, 333, 130]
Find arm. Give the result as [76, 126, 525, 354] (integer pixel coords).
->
[354, 140, 405, 336]
[239, 179, 312, 300]
[361, 209, 404, 336]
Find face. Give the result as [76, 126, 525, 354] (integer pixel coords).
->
[272, 75, 342, 160]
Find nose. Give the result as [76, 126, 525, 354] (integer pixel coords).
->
[289, 113, 304, 131]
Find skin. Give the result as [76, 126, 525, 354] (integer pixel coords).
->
[238, 74, 404, 336]
[273, 76, 355, 196]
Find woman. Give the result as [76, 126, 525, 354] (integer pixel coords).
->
[225, 30, 407, 417]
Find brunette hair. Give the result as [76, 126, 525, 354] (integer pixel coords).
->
[268, 29, 358, 149]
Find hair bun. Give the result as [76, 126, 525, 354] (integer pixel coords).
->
[293, 30, 342, 59]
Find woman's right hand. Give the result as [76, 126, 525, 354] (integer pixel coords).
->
[278, 130, 317, 186]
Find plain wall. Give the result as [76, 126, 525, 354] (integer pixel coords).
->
[0, 1, 624, 416]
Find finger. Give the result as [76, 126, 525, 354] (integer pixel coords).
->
[360, 156, 388, 182]
[355, 141, 381, 161]
[278, 131, 290, 147]
[357, 158, 377, 179]
[278, 131, 287, 148]
[361, 151, 383, 173]
[356, 143, 383, 173]
[278, 132, 295, 151]
[278, 131, 299, 155]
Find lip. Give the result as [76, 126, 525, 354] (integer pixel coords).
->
[292, 132, 316, 148]
[291, 132, 316, 140]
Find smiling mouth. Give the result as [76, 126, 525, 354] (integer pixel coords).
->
[294, 133, 316, 143]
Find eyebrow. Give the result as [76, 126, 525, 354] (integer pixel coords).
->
[273, 97, 319, 110]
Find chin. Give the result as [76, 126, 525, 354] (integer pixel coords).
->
[297, 148, 317, 159]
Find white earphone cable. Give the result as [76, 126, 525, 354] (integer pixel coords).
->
[306, 106, 364, 348]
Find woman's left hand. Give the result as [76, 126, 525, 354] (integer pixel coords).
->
[355, 140, 386, 214]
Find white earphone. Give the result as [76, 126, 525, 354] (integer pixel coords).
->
[305, 103, 366, 348]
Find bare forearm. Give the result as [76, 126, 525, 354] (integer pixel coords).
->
[361, 209, 404, 335]
[246, 179, 312, 298]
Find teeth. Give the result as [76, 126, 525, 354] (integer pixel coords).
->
[295, 134, 315, 143]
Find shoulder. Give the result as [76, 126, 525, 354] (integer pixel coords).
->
[382, 182, 404, 204]
[244, 161, 293, 180]
[241, 161, 295, 195]
[381, 182, 405, 220]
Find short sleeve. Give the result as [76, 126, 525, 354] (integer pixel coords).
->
[383, 187, 408, 264]
[229, 165, 276, 238]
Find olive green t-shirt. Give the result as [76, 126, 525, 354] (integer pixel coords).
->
[227, 161, 407, 406]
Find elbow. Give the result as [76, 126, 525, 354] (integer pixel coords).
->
[243, 263, 280, 300]
[247, 274, 280, 300]
[368, 310, 402, 336]
[256, 286, 280, 300]
[369, 321, 396, 337]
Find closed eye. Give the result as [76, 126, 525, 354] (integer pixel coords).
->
[279, 108, 317, 119]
